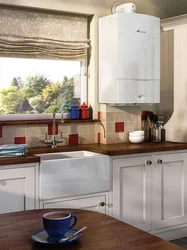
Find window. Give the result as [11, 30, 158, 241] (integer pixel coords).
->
[0, 6, 90, 121]
[0, 57, 81, 114]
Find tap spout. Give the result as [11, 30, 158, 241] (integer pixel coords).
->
[52, 111, 56, 136]
[44, 110, 63, 148]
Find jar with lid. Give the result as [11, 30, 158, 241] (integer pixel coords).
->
[70, 103, 79, 119]
[81, 102, 89, 119]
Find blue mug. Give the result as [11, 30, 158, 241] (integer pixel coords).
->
[43, 211, 77, 238]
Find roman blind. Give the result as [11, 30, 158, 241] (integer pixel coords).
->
[0, 7, 90, 60]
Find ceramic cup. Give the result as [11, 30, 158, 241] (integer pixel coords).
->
[43, 211, 77, 238]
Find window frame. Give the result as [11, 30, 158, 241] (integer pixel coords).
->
[0, 57, 88, 122]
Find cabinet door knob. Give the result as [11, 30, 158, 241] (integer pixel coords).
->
[99, 201, 106, 207]
[146, 160, 152, 165]
[157, 159, 163, 164]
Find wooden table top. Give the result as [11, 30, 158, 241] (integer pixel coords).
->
[0, 209, 182, 250]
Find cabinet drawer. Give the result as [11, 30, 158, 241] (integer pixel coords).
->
[43, 195, 106, 214]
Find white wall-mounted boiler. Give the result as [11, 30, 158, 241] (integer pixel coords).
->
[99, 13, 160, 105]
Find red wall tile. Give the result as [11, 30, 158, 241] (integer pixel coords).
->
[0, 126, 2, 138]
[14, 137, 26, 144]
[97, 133, 101, 144]
[48, 124, 58, 136]
[69, 134, 79, 145]
[98, 111, 101, 120]
[115, 122, 124, 133]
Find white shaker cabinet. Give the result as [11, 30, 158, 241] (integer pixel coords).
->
[154, 153, 187, 230]
[113, 151, 187, 240]
[0, 163, 39, 214]
[113, 155, 152, 232]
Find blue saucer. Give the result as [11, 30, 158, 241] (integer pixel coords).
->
[31, 229, 82, 244]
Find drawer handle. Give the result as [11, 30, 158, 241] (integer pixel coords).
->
[146, 160, 152, 165]
[99, 201, 106, 207]
[157, 159, 163, 164]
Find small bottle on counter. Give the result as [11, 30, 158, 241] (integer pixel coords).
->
[161, 125, 166, 142]
[141, 110, 148, 141]
[88, 105, 93, 119]
[153, 124, 160, 142]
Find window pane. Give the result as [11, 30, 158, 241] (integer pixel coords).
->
[0, 58, 81, 114]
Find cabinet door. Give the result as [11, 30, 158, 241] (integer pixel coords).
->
[113, 156, 152, 232]
[43, 195, 106, 214]
[0, 167, 35, 214]
[154, 153, 187, 229]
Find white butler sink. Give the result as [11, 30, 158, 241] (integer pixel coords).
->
[36, 151, 111, 200]
[36, 151, 102, 161]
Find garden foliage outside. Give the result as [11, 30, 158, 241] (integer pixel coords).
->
[0, 74, 79, 114]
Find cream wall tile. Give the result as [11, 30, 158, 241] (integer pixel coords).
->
[123, 111, 136, 122]
[130, 111, 141, 122]
[106, 112, 116, 122]
[106, 122, 115, 133]
[100, 104, 107, 112]
[15, 125, 26, 137]
[100, 112, 106, 123]
[58, 124, 69, 134]
[79, 134, 89, 144]
[26, 125, 47, 137]
[79, 133, 96, 144]
[99, 122, 106, 138]
[88, 124, 97, 134]
[38, 135, 45, 144]
[100, 132, 106, 144]
[95, 123, 102, 134]
[125, 121, 140, 133]
[26, 137, 45, 148]
[61, 135, 69, 146]
[2, 138, 14, 145]
[93, 111, 98, 119]
[89, 133, 97, 144]
[3, 125, 26, 138]
[69, 124, 78, 134]
[106, 134, 116, 144]
[77, 124, 89, 134]
[116, 112, 125, 122]
[115, 133, 129, 144]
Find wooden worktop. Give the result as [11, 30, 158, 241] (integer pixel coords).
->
[0, 142, 187, 166]
[0, 209, 182, 250]
[92, 141, 187, 156]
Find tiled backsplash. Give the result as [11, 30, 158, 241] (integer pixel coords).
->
[0, 108, 141, 147]
[0, 123, 99, 148]
[99, 108, 141, 144]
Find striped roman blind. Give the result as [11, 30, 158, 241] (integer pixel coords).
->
[0, 6, 90, 60]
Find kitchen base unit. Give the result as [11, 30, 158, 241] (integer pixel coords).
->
[0, 163, 39, 214]
[112, 151, 187, 241]
[113, 155, 152, 232]
[39, 192, 113, 216]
